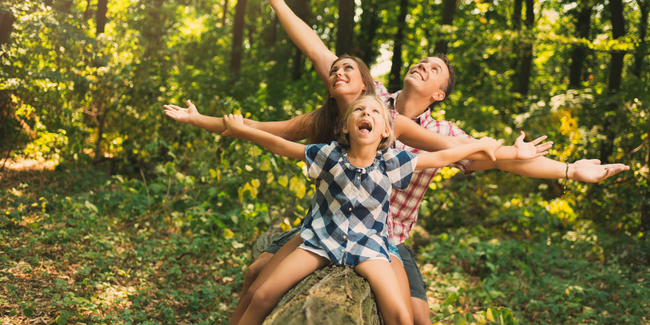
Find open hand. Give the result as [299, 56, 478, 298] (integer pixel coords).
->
[163, 100, 199, 124]
[478, 137, 501, 161]
[222, 114, 246, 137]
[571, 159, 630, 183]
[514, 131, 552, 160]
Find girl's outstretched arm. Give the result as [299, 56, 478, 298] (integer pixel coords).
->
[163, 100, 312, 141]
[394, 115, 551, 160]
[415, 137, 501, 170]
[223, 114, 306, 161]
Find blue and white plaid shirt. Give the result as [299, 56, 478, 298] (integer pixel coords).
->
[301, 142, 418, 267]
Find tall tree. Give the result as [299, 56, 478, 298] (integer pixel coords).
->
[634, 0, 648, 80]
[0, 7, 14, 46]
[514, 0, 534, 96]
[222, 0, 229, 27]
[599, 0, 626, 163]
[230, 0, 248, 74]
[434, 0, 458, 54]
[388, 0, 409, 93]
[336, 0, 355, 56]
[290, 0, 310, 80]
[96, 0, 108, 35]
[568, 0, 593, 89]
[355, 0, 381, 64]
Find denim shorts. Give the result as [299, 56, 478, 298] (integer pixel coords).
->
[262, 229, 424, 300]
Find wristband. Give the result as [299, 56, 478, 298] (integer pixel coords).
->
[563, 162, 569, 195]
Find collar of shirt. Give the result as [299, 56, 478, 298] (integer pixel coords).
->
[385, 90, 434, 128]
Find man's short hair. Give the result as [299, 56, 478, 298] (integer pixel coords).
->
[430, 53, 455, 109]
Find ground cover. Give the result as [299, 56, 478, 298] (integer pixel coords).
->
[1, 162, 648, 324]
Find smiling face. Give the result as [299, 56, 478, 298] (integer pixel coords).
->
[403, 56, 451, 105]
[340, 96, 394, 151]
[327, 58, 368, 99]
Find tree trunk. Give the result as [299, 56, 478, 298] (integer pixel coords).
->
[388, 0, 409, 93]
[222, 0, 229, 27]
[230, 0, 248, 74]
[512, 0, 522, 29]
[289, 0, 310, 80]
[0, 8, 14, 46]
[263, 266, 383, 325]
[96, 0, 108, 35]
[634, 0, 648, 80]
[249, 229, 384, 324]
[355, 0, 381, 64]
[514, 0, 534, 96]
[336, 0, 355, 56]
[600, 0, 626, 163]
[569, 1, 592, 89]
[434, 0, 457, 54]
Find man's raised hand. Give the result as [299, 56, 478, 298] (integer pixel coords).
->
[163, 100, 199, 124]
[514, 131, 552, 160]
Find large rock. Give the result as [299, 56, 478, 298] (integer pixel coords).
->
[252, 228, 384, 325]
[263, 265, 384, 325]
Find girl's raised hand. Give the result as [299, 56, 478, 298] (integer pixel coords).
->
[222, 114, 246, 137]
[478, 137, 501, 161]
[163, 100, 199, 124]
[513, 131, 552, 160]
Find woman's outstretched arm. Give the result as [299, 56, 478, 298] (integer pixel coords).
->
[164, 100, 312, 141]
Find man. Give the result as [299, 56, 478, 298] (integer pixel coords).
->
[233, 1, 632, 324]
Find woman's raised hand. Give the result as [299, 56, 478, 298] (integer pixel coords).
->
[478, 137, 501, 161]
[513, 131, 552, 160]
[163, 100, 199, 124]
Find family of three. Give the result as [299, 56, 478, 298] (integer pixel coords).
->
[163, 0, 629, 323]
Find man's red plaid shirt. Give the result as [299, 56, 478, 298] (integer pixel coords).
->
[375, 81, 474, 245]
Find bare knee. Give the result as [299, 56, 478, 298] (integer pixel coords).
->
[382, 306, 413, 325]
[246, 254, 271, 283]
[249, 286, 279, 312]
[412, 297, 432, 325]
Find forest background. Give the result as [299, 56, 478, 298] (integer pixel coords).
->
[1, 0, 649, 324]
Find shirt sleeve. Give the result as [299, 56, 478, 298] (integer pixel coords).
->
[382, 148, 418, 190]
[305, 142, 339, 180]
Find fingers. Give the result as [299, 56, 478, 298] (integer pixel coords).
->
[531, 135, 548, 145]
[533, 151, 549, 158]
[536, 141, 553, 152]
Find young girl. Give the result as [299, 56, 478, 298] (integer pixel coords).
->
[221, 95, 501, 325]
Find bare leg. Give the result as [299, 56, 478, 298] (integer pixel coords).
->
[238, 252, 273, 302]
[355, 260, 412, 325]
[238, 249, 331, 325]
[390, 258, 414, 322]
[229, 235, 303, 325]
[412, 297, 432, 325]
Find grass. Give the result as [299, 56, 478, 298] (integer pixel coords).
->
[1, 161, 649, 324]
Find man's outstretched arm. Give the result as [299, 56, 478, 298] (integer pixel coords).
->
[269, 0, 337, 85]
[468, 157, 630, 183]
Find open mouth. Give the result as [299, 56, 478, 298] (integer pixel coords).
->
[411, 71, 423, 80]
[358, 120, 373, 135]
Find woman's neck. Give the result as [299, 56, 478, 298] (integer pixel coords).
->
[346, 142, 379, 168]
[334, 94, 358, 119]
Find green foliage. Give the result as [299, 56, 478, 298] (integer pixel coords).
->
[1, 0, 649, 323]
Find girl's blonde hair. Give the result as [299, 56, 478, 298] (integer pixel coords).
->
[338, 95, 395, 151]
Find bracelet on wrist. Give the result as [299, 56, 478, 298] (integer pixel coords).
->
[563, 162, 569, 195]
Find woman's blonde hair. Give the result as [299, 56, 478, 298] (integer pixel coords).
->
[338, 95, 395, 151]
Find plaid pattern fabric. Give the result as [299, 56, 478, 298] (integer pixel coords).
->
[374, 81, 475, 244]
[302, 142, 418, 267]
